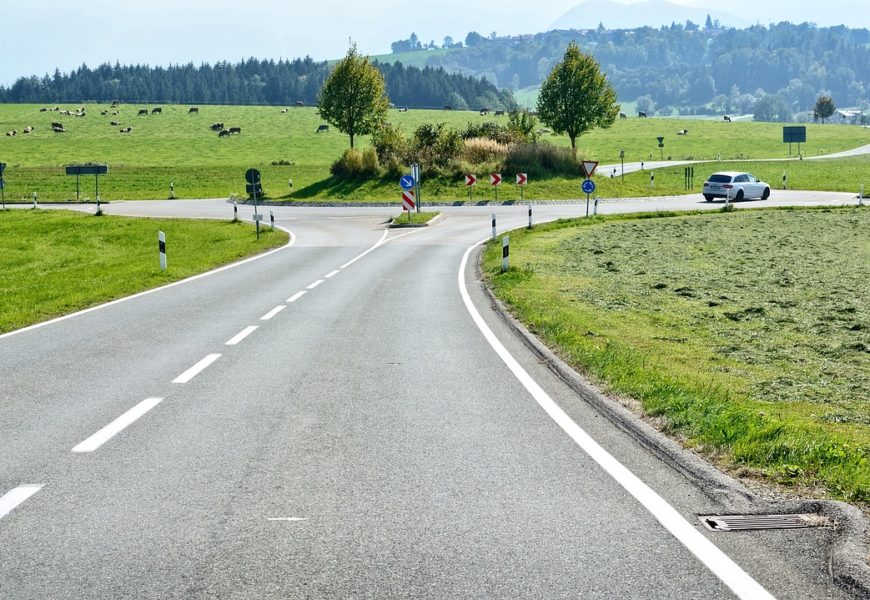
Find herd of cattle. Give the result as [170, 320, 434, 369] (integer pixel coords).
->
[3, 103, 739, 140]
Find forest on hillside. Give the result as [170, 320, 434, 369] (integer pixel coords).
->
[393, 22, 870, 118]
[0, 58, 516, 111]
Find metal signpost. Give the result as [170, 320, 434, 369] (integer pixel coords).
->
[0, 162, 5, 209]
[411, 163, 421, 213]
[580, 161, 599, 218]
[402, 189, 416, 222]
[65, 164, 108, 204]
[657, 136, 665, 160]
[465, 174, 477, 202]
[516, 172, 528, 201]
[245, 168, 262, 239]
[582, 179, 596, 216]
[619, 149, 625, 181]
[783, 126, 807, 157]
[490, 173, 501, 202]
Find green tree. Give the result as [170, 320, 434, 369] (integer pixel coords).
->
[536, 42, 620, 158]
[318, 45, 389, 149]
[753, 94, 793, 122]
[814, 94, 836, 123]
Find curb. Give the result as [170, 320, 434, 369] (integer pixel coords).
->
[473, 245, 870, 599]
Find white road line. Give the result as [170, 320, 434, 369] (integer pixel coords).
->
[339, 228, 423, 270]
[267, 517, 308, 521]
[72, 397, 164, 453]
[173, 353, 222, 384]
[1, 227, 296, 341]
[458, 240, 776, 600]
[225, 326, 258, 346]
[325, 270, 340, 278]
[260, 305, 286, 320]
[0, 485, 42, 521]
[306, 280, 324, 290]
[287, 291, 306, 303]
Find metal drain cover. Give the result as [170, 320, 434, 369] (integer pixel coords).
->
[699, 514, 831, 532]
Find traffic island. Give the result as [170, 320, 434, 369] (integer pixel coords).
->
[389, 211, 441, 228]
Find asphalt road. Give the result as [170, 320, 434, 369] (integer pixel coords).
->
[0, 192, 864, 598]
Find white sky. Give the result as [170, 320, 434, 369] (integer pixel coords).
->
[1, 0, 866, 86]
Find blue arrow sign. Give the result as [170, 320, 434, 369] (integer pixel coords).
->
[400, 175, 416, 190]
[582, 179, 596, 194]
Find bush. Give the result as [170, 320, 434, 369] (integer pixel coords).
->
[372, 122, 408, 166]
[503, 143, 579, 178]
[331, 147, 381, 178]
[460, 121, 518, 145]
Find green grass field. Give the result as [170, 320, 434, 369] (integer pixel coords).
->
[482, 207, 870, 505]
[0, 210, 287, 334]
[1, 103, 869, 201]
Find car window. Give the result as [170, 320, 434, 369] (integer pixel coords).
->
[734, 175, 748, 183]
[708, 174, 732, 183]
[746, 174, 757, 182]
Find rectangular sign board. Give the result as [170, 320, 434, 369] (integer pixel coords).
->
[783, 126, 807, 143]
[66, 165, 108, 176]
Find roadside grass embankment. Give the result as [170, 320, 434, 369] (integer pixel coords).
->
[1, 103, 869, 202]
[482, 206, 869, 505]
[0, 210, 287, 334]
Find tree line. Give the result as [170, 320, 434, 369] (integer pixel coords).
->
[0, 58, 515, 111]
[403, 22, 870, 116]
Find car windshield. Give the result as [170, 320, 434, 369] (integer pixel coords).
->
[707, 174, 732, 183]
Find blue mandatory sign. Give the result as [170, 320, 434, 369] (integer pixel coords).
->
[400, 175, 416, 190]
[582, 179, 596, 194]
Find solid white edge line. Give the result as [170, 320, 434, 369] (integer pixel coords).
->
[0, 485, 43, 520]
[225, 325, 258, 346]
[173, 353, 222, 384]
[287, 291, 306, 303]
[458, 239, 776, 600]
[325, 270, 340, 278]
[72, 397, 164, 453]
[260, 305, 286, 320]
[306, 279, 324, 290]
[0, 225, 296, 341]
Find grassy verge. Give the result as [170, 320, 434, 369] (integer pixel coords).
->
[0, 210, 287, 334]
[390, 211, 440, 226]
[482, 206, 869, 505]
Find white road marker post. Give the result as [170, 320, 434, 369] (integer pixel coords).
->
[528, 204, 533, 229]
[593, 197, 599, 216]
[270, 210, 275, 230]
[32, 191, 37, 208]
[501, 236, 510, 273]
[782, 172, 787, 190]
[158, 231, 167, 270]
[860, 184, 865, 206]
[491, 214, 497, 241]
[233, 201, 238, 222]
[650, 172, 655, 189]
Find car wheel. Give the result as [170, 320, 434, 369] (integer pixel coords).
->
[762, 187, 770, 200]
[704, 194, 714, 201]
[735, 189, 744, 201]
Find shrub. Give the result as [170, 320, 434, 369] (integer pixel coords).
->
[463, 137, 513, 164]
[460, 121, 518, 145]
[331, 147, 381, 178]
[372, 122, 408, 166]
[503, 143, 579, 178]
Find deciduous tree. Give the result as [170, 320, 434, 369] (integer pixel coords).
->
[536, 42, 620, 158]
[814, 94, 836, 123]
[318, 45, 389, 149]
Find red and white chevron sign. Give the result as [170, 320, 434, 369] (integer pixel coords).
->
[490, 173, 502, 186]
[516, 173, 528, 185]
[465, 174, 477, 186]
[402, 189, 415, 211]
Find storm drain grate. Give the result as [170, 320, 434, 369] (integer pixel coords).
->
[699, 513, 831, 532]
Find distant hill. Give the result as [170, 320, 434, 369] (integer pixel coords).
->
[551, 0, 749, 30]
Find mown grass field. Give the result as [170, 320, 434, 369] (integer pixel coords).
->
[0, 103, 869, 202]
[482, 206, 870, 504]
[0, 210, 287, 334]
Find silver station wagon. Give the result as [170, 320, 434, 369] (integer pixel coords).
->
[702, 171, 771, 201]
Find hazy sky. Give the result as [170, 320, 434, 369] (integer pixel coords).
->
[1, 0, 867, 86]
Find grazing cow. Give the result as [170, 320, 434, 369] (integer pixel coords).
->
[494, 109, 505, 116]
[398, 107, 408, 112]
[112, 111, 119, 116]
[638, 111, 647, 118]
[443, 105, 454, 111]
[188, 107, 199, 114]
[40, 107, 48, 112]
[51, 122, 63, 129]
[218, 129, 231, 137]
[60, 110, 70, 115]
[281, 108, 288, 113]
[151, 107, 162, 114]
[111, 100, 119, 107]
[120, 127, 133, 133]
[5, 130, 17, 136]
[619, 113, 627, 119]
[100, 110, 108, 116]
[210, 122, 224, 131]
[723, 115, 732, 122]
[480, 110, 488, 116]
[52, 125, 66, 132]
[111, 121, 121, 126]
[138, 109, 148, 116]
[228, 127, 241, 134]
[23, 126, 33, 134]
[677, 129, 688, 135]
[295, 100, 304, 107]
[316, 124, 329, 133]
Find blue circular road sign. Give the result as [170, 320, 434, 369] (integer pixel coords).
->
[582, 179, 596, 194]
[400, 175, 416, 190]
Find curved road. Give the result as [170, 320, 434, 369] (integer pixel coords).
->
[0, 193, 865, 598]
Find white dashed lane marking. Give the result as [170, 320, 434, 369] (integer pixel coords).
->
[173, 354, 222, 384]
[72, 397, 164, 453]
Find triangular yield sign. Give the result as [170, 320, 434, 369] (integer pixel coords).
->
[581, 161, 599, 178]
